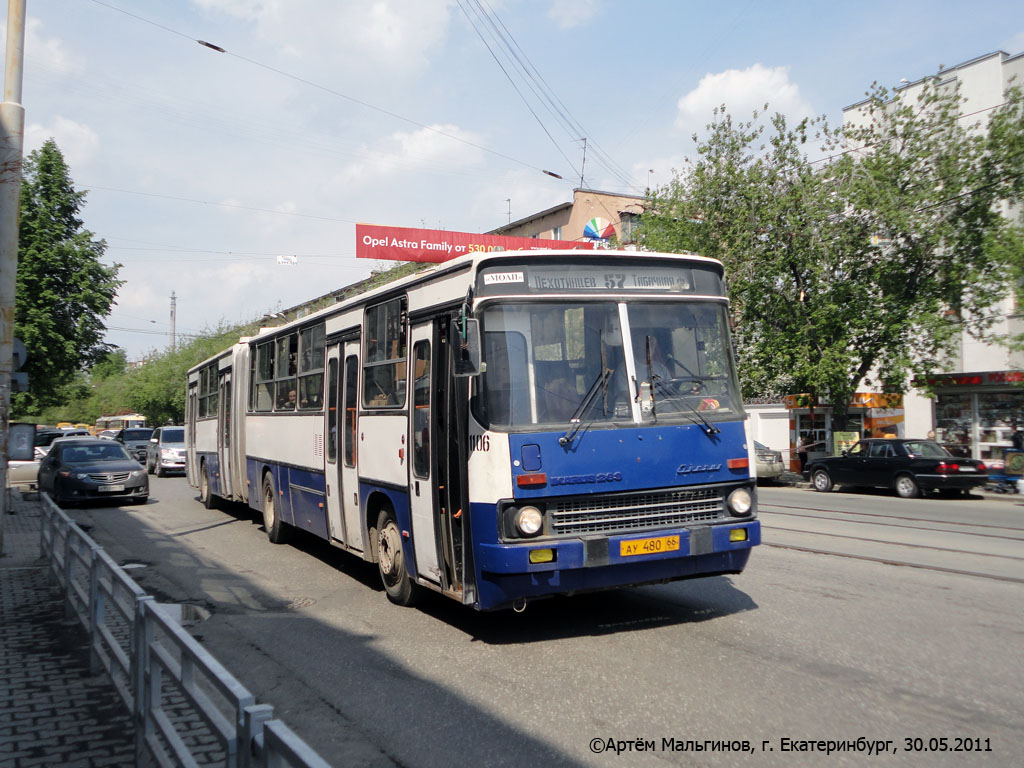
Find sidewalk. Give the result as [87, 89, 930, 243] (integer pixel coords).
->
[0, 491, 135, 768]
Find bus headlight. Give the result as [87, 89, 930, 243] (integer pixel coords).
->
[515, 506, 543, 536]
[727, 487, 753, 516]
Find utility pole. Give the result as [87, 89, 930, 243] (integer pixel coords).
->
[169, 290, 176, 352]
[505, 199, 511, 225]
[0, 0, 26, 554]
[578, 137, 587, 188]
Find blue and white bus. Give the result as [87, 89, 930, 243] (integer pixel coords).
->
[186, 250, 760, 611]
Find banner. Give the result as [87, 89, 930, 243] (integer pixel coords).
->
[356, 223, 599, 263]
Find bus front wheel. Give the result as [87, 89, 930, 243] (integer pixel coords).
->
[376, 508, 418, 606]
[262, 474, 291, 544]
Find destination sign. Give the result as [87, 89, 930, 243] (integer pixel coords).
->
[477, 262, 710, 296]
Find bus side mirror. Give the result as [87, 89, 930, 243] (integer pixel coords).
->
[451, 318, 482, 377]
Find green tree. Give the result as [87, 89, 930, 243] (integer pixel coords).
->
[640, 78, 1024, 420]
[13, 139, 122, 416]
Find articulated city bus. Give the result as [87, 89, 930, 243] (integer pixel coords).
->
[186, 250, 760, 610]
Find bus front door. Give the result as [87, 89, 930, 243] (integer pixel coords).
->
[408, 324, 441, 585]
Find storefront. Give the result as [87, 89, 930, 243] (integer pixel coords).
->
[783, 393, 905, 472]
[926, 372, 1024, 462]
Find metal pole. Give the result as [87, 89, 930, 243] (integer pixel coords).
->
[0, 0, 27, 555]
[169, 290, 176, 352]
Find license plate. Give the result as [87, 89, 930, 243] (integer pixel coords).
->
[620, 535, 680, 557]
[99, 484, 125, 492]
[958, 467, 976, 472]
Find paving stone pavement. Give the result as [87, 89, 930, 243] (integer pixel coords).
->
[0, 491, 136, 768]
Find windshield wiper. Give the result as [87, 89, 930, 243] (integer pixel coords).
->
[651, 375, 720, 435]
[559, 368, 613, 446]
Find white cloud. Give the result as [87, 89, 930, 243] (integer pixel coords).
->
[331, 123, 485, 190]
[676, 64, 814, 136]
[547, 0, 604, 29]
[191, 0, 455, 75]
[24, 17, 76, 74]
[25, 117, 99, 168]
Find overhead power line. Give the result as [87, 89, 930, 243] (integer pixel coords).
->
[87, 0, 565, 180]
[456, 0, 638, 191]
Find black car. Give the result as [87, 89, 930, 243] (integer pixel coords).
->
[805, 438, 988, 498]
[38, 437, 149, 506]
[113, 427, 154, 463]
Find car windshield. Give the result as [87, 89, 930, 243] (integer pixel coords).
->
[902, 440, 951, 458]
[162, 428, 184, 443]
[476, 300, 743, 430]
[62, 444, 131, 463]
[123, 429, 153, 441]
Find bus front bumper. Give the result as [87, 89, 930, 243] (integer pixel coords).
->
[474, 520, 760, 610]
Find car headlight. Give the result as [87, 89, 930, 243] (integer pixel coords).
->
[161, 448, 177, 459]
[514, 506, 543, 536]
[131, 470, 146, 479]
[727, 487, 753, 516]
[75, 473, 90, 480]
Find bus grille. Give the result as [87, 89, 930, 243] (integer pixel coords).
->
[549, 487, 726, 536]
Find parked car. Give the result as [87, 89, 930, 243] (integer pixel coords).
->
[96, 430, 119, 439]
[38, 437, 148, 506]
[754, 441, 785, 483]
[113, 427, 154, 463]
[805, 438, 988, 498]
[145, 426, 186, 477]
[34, 428, 91, 459]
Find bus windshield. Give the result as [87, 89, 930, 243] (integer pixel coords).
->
[477, 300, 743, 430]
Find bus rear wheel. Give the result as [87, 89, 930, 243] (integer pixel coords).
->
[376, 508, 418, 606]
[262, 473, 291, 543]
[200, 465, 217, 509]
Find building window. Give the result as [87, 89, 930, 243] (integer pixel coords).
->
[551, 226, 562, 241]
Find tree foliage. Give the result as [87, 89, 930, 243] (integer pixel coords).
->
[639, 79, 1024, 418]
[13, 139, 122, 416]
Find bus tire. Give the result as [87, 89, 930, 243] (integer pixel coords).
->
[262, 473, 291, 544]
[200, 464, 217, 509]
[376, 507, 418, 606]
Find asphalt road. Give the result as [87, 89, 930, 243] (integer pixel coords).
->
[67, 479, 1024, 767]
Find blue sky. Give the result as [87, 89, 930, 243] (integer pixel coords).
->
[6, 0, 1024, 360]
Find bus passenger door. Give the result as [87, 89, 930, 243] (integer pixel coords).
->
[217, 371, 232, 498]
[325, 345, 346, 545]
[340, 342, 364, 552]
[186, 384, 198, 485]
[408, 324, 441, 584]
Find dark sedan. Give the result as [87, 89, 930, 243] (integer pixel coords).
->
[805, 438, 987, 498]
[38, 437, 149, 506]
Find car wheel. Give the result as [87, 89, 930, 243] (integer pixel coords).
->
[156, 463, 165, 478]
[262, 473, 291, 544]
[146, 458, 154, 475]
[376, 507, 418, 606]
[895, 474, 920, 499]
[811, 469, 833, 493]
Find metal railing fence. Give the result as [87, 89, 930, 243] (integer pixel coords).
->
[38, 493, 332, 768]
